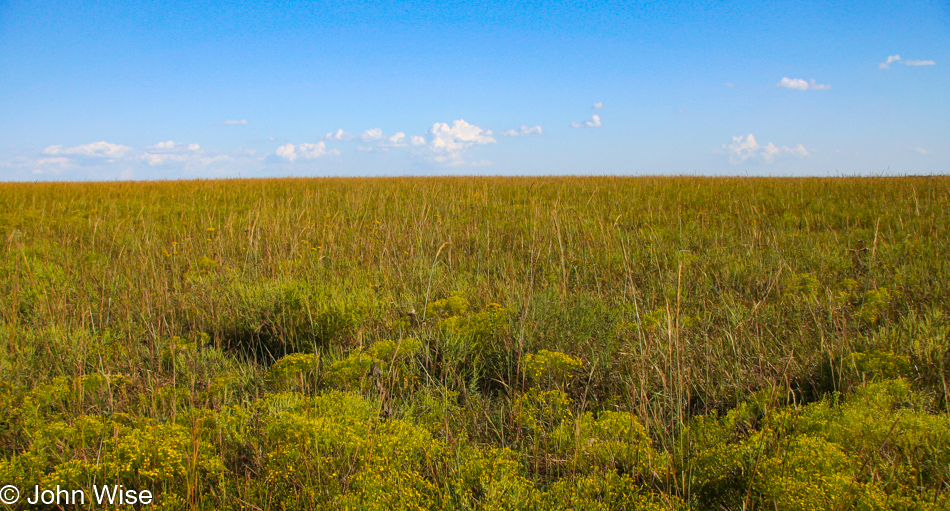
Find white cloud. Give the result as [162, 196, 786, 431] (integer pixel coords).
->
[276, 141, 337, 161]
[776, 77, 830, 90]
[143, 140, 200, 151]
[299, 142, 335, 159]
[6, 140, 270, 179]
[719, 134, 810, 164]
[43, 141, 134, 159]
[571, 114, 602, 128]
[217, 119, 248, 125]
[10, 116, 545, 177]
[805, 80, 831, 90]
[143, 154, 187, 166]
[275, 144, 297, 161]
[384, 132, 408, 147]
[913, 147, 929, 155]
[880, 55, 902, 69]
[501, 125, 543, 137]
[22, 156, 76, 175]
[150, 140, 176, 150]
[35, 156, 70, 166]
[360, 128, 384, 142]
[777, 78, 808, 90]
[418, 119, 495, 166]
[319, 119, 532, 165]
[352, 131, 413, 152]
[880, 55, 935, 69]
[323, 129, 354, 141]
[725, 82, 735, 88]
[592, 102, 604, 109]
[320, 123, 495, 165]
[141, 140, 206, 166]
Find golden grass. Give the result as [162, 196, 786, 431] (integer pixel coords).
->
[1, 176, 948, 509]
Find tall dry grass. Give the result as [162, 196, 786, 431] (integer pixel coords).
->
[1, 176, 948, 509]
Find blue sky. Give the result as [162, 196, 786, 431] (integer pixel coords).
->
[1, 0, 947, 180]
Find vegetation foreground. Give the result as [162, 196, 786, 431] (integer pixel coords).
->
[1, 176, 948, 510]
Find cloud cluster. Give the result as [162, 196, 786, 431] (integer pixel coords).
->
[323, 129, 354, 141]
[5, 116, 546, 178]
[423, 120, 496, 166]
[322, 119, 497, 165]
[880, 55, 902, 69]
[323, 127, 429, 150]
[350, 130, 427, 152]
[382, 132, 426, 148]
[501, 125, 543, 137]
[776, 77, 830, 91]
[592, 102, 604, 109]
[360, 128, 384, 142]
[571, 114, 602, 128]
[719, 134, 810, 164]
[275, 142, 338, 162]
[1, 140, 274, 180]
[880, 55, 936, 69]
[142, 140, 203, 166]
[43, 141, 134, 159]
[216, 119, 248, 125]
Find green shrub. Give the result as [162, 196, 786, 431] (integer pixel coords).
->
[522, 350, 583, 389]
[211, 279, 362, 359]
[841, 350, 912, 384]
[323, 338, 422, 395]
[447, 446, 541, 510]
[266, 352, 320, 392]
[254, 391, 445, 508]
[755, 434, 886, 511]
[426, 292, 471, 318]
[0, 415, 226, 507]
[334, 464, 436, 511]
[514, 389, 574, 437]
[795, 379, 950, 499]
[543, 471, 683, 510]
[552, 410, 665, 477]
[437, 302, 514, 390]
[855, 287, 897, 325]
[679, 404, 764, 509]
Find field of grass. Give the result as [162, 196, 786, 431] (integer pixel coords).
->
[1, 176, 948, 510]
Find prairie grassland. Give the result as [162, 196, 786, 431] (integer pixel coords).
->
[1, 176, 948, 509]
